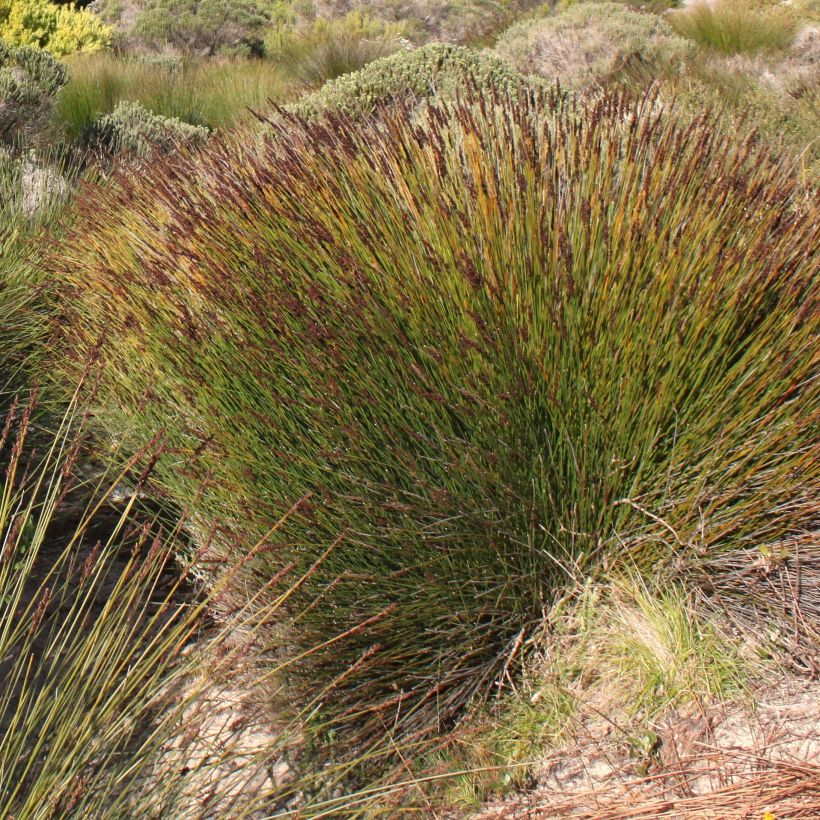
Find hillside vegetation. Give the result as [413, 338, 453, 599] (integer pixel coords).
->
[1, 0, 818, 815]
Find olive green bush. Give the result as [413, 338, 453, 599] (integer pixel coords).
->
[292, 41, 536, 117]
[0, 41, 66, 144]
[52, 84, 819, 765]
[494, 2, 692, 90]
[85, 99, 208, 156]
[311, 0, 544, 45]
[94, 0, 273, 55]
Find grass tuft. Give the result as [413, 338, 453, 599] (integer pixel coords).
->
[669, 0, 800, 55]
[48, 83, 819, 770]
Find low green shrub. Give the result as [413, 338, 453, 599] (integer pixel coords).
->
[51, 86, 819, 763]
[311, 0, 545, 45]
[669, 0, 799, 55]
[0, 0, 112, 56]
[494, 1, 692, 90]
[292, 42, 536, 117]
[55, 52, 292, 138]
[93, 0, 272, 55]
[84, 99, 208, 156]
[0, 41, 66, 145]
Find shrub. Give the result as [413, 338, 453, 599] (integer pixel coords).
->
[494, 1, 692, 90]
[84, 98, 208, 156]
[265, 12, 406, 89]
[669, 0, 799, 55]
[0, 41, 66, 144]
[0, 0, 112, 56]
[657, 47, 820, 180]
[129, 0, 271, 56]
[292, 41, 536, 117]
[311, 0, 545, 45]
[51, 87, 819, 762]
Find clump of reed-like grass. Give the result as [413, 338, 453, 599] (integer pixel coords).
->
[0, 146, 72, 405]
[265, 12, 406, 89]
[49, 84, 820, 766]
[55, 52, 293, 139]
[669, 0, 800, 55]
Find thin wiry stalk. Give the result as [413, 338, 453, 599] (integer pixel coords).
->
[0, 400, 332, 817]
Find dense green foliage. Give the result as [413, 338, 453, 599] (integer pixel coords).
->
[0, 0, 112, 56]
[292, 42, 537, 117]
[0, 41, 66, 144]
[52, 85, 819, 760]
[494, 2, 692, 90]
[93, 0, 273, 55]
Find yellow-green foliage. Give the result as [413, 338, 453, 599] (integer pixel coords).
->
[56, 52, 292, 138]
[0, 0, 112, 57]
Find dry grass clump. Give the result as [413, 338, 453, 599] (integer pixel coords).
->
[494, 2, 692, 90]
[49, 84, 819, 772]
[265, 11, 408, 89]
[668, 0, 800, 55]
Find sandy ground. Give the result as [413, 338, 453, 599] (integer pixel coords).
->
[473, 678, 820, 819]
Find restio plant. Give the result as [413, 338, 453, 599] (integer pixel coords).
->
[0, 400, 301, 817]
[51, 85, 819, 766]
[1, 144, 69, 405]
[292, 41, 537, 117]
[84, 99, 209, 156]
[669, 0, 799, 55]
[55, 52, 292, 139]
[494, 1, 692, 90]
[0, 0, 112, 56]
[265, 11, 407, 89]
[0, 41, 66, 144]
